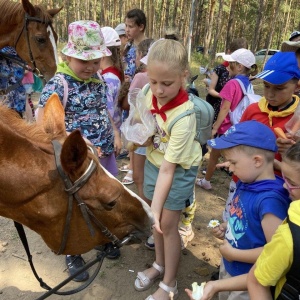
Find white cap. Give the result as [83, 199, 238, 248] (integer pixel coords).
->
[222, 48, 255, 68]
[101, 27, 121, 47]
[114, 23, 126, 36]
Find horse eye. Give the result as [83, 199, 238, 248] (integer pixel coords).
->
[103, 200, 117, 211]
[107, 200, 117, 208]
[36, 37, 46, 44]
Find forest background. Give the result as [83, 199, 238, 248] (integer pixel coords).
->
[31, 0, 299, 67]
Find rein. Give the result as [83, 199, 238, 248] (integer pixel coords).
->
[13, 140, 132, 298]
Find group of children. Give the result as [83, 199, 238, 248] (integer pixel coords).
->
[29, 9, 300, 299]
[185, 40, 300, 299]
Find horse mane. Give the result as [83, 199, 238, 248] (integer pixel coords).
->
[0, 105, 54, 144]
[0, 0, 52, 24]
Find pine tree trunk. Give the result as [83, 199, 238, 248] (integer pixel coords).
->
[251, 0, 266, 52]
[262, 0, 282, 66]
[225, 0, 237, 51]
[210, 0, 224, 62]
[203, 0, 216, 55]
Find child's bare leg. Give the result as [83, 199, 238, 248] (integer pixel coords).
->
[196, 148, 221, 189]
[151, 209, 181, 299]
[204, 148, 221, 181]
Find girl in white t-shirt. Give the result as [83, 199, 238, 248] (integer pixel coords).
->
[134, 39, 201, 300]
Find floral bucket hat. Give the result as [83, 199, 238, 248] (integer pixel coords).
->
[62, 20, 111, 61]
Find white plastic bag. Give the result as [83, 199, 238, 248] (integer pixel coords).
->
[285, 102, 300, 137]
[120, 88, 156, 145]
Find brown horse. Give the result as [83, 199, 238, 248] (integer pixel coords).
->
[0, 0, 62, 81]
[0, 95, 152, 255]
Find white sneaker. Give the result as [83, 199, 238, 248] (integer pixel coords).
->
[195, 178, 212, 190]
[179, 226, 195, 249]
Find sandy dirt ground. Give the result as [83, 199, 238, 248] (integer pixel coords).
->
[0, 155, 231, 300]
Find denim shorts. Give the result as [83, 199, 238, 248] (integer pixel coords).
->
[134, 146, 146, 156]
[143, 159, 198, 211]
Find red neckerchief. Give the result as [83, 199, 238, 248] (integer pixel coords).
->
[150, 88, 188, 122]
[101, 66, 122, 81]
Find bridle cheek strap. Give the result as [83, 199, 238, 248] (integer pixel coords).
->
[52, 140, 97, 255]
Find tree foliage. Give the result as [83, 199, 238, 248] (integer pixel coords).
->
[29, 0, 300, 58]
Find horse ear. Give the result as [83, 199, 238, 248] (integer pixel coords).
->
[47, 7, 64, 17]
[43, 93, 66, 137]
[61, 130, 87, 174]
[22, 0, 35, 16]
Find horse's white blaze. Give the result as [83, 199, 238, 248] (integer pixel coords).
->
[98, 162, 154, 224]
[47, 26, 58, 65]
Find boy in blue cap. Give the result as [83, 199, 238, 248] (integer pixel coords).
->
[241, 52, 300, 162]
[247, 141, 300, 299]
[185, 120, 291, 300]
[218, 51, 300, 226]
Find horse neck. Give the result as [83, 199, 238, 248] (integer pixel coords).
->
[0, 7, 23, 49]
[0, 120, 58, 203]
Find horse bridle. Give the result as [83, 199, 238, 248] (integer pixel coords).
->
[51, 140, 131, 255]
[12, 140, 133, 299]
[13, 13, 53, 79]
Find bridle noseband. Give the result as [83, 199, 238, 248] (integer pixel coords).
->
[52, 140, 130, 255]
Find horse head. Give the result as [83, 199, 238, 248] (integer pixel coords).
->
[0, 94, 153, 255]
[0, 0, 62, 81]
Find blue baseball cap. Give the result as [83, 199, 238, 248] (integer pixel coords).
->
[255, 52, 300, 84]
[207, 120, 278, 152]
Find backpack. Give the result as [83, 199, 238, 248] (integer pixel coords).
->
[144, 84, 214, 145]
[229, 79, 261, 125]
[277, 217, 300, 300]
